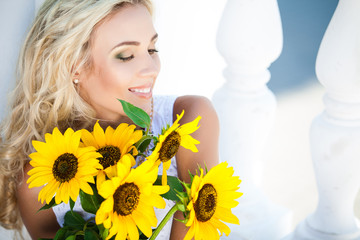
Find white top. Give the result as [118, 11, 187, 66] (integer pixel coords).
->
[52, 95, 178, 240]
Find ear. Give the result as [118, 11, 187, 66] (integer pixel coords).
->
[71, 58, 91, 85]
[71, 62, 86, 84]
[73, 71, 80, 84]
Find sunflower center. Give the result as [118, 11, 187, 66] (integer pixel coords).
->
[52, 153, 78, 183]
[194, 183, 217, 222]
[159, 131, 181, 162]
[96, 145, 121, 169]
[113, 182, 140, 216]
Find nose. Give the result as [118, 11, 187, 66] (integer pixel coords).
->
[138, 52, 160, 78]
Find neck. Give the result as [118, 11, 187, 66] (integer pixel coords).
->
[96, 98, 154, 130]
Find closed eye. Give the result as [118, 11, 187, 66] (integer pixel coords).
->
[116, 54, 134, 62]
[148, 49, 159, 55]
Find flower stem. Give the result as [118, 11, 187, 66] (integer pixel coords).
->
[149, 202, 181, 240]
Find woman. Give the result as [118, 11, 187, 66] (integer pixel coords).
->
[0, 0, 219, 239]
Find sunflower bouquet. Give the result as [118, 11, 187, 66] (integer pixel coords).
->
[27, 100, 242, 240]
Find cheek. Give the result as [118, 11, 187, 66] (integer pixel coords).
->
[97, 63, 133, 91]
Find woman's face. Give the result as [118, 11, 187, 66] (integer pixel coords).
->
[79, 4, 160, 121]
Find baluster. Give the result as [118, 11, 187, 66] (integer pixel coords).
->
[212, 0, 292, 239]
[286, 0, 360, 239]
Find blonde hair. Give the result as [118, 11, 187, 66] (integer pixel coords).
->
[0, 0, 152, 233]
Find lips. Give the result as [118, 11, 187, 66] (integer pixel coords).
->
[128, 84, 153, 99]
[129, 87, 151, 94]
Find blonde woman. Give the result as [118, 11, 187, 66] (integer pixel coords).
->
[0, 0, 219, 239]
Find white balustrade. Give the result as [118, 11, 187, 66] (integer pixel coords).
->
[212, 0, 292, 239]
[286, 0, 360, 239]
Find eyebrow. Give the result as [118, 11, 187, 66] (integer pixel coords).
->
[111, 33, 158, 51]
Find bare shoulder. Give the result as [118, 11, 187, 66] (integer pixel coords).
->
[16, 162, 59, 239]
[173, 95, 218, 125]
[173, 95, 219, 181]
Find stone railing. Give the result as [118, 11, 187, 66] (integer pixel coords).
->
[212, 0, 292, 239]
[286, 0, 360, 239]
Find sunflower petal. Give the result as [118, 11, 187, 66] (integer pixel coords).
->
[44, 181, 59, 204]
[211, 218, 231, 236]
[184, 224, 196, 240]
[111, 123, 128, 144]
[126, 217, 139, 240]
[214, 206, 240, 225]
[201, 221, 219, 240]
[114, 215, 127, 240]
[102, 197, 114, 213]
[28, 174, 53, 188]
[69, 178, 80, 202]
[147, 193, 166, 209]
[27, 166, 52, 175]
[135, 202, 157, 227]
[93, 121, 106, 147]
[177, 116, 201, 136]
[31, 141, 54, 158]
[60, 182, 70, 204]
[81, 129, 98, 148]
[68, 130, 81, 153]
[132, 210, 153, 237]
[79, 181, 93, 195]
[180, 134, 200, 152]
[52, 128, 66, 154]
[161, 166, 168, 186]
[99, 179, 116, 199]
[96, 171, 106, 190]
[152, 185, 170, 195]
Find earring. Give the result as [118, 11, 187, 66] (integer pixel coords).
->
[73, 79, 79, 84]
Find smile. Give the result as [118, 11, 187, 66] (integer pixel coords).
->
[129, 87, 151, 93]
[128, 85, 153, 99]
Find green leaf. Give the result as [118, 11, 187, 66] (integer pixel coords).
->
[69, 198, 75, 211]
[65, 235, 76, 240]
[98, 224, 109, 240]
[118, 99, 150, 129]
[174, 218, 187, 224]
[79, 185, 103, 215]
[53, 227, 80, 240]
[155, 175, 183, 201]
[84, 229, 100, 240]
[85, 221, 97, 230]
[135, 135, 153, 153]
[177, 203, 186, 212]
[53, 228, 67, 240]
[38, 197, 58, 212]
[188, 170, 194, 184]
[64, 211, 86, 231]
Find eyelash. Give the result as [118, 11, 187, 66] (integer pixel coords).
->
[116, 49, 159, 62]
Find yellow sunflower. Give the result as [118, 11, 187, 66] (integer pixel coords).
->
[147, 110, 201, 185]
[81, 121, 143, 188]
[95, 157, 169, 240]
[184, 162, 243, 240]
[27, 127, 102, 205]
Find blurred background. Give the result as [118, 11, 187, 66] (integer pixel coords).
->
[2, 0, 354, 239]
[152, 0, 341, 231]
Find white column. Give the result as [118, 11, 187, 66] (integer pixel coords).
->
[287, 0, 360, 239]
[212, 0, 292, 239]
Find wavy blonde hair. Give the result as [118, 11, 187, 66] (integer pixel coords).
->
[0, 0, 153, 234]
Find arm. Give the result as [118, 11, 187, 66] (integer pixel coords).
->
[170, 95, 220, 240]
[16, 162, 60, 240]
